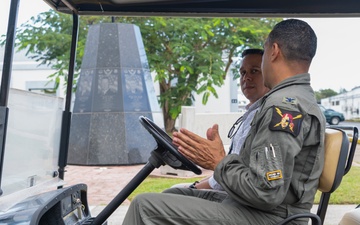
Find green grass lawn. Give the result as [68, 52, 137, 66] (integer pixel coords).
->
[128, 176, 204, 201]
[128, 166, 360, 204]
[314, 166, 360, 204]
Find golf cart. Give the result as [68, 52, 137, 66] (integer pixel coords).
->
[0, 0, 360, 225]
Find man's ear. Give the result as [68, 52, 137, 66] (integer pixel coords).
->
[270, 43, 281, 62]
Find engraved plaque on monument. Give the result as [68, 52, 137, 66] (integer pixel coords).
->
[68, 23, 163, 165]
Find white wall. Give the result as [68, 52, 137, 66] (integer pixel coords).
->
[178, 106, 243, 146]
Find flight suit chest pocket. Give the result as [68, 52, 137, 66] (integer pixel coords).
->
[249, 143, 284, 189]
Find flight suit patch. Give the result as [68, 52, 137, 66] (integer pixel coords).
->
[269, 106, 303, 137]
[266, 170, 283, 181]
[282, 97, 297, 105]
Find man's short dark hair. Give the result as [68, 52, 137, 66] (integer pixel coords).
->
[241, 48, 264, 58]
[268, 19, 317, 63]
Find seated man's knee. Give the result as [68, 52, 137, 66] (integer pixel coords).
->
[162, 187, 190, 195]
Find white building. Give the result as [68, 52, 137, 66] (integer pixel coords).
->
[0, 46, 61, 97]
[321, 87, 360, 120]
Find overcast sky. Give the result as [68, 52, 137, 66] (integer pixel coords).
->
[1, 1, 360, 92]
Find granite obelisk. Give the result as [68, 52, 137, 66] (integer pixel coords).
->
[68, 23, 163, 165]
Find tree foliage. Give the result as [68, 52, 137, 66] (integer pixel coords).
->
[339, 88, 348, 94]
[123, 17, 280, 132]
[1, 10, 280, 132]
[0, 12, 107, 89]
[315, 88, 339, 103]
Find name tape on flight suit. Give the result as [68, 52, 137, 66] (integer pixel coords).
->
[266, 170, 283, 181]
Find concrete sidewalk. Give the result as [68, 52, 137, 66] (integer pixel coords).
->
[63, 144, 360, 225]
[89, 204, 358, 225]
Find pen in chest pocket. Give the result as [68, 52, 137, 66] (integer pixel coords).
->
[270, 143, 276, 158]
[264, 147, 269, 159]
[264, 144, 276, 159]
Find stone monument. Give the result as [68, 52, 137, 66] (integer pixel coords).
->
[68, 23, 163, 165]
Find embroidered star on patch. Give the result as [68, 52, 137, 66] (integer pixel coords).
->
[269, 106, 303, 137]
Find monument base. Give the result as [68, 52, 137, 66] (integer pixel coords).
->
[68, 112, 157, 165]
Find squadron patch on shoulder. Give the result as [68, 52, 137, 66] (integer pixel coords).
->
[269, 106, 303, 137]
[282, 97, 297, 105]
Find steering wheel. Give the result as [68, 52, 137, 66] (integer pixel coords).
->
[139, 116, 202, 175]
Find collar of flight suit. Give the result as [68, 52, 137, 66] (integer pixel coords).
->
[260, 73, 311, 105]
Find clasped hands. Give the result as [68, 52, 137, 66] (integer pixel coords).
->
[172, 124, 225, 171]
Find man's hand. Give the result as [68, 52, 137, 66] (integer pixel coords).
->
[172, 124, 225, 171]
[194, 180, 212, 189]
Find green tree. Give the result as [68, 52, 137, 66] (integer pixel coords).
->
[120, 17, 279, 132]
[0, 11, 108, 90]
[315, 88, 338, 103]
[1, 10, 280, 132]
[339, 88, 348, 94]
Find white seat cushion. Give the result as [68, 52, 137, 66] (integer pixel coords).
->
[339, 208, 360, 225]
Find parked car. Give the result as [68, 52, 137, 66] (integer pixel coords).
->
[318, 104, 345, 125]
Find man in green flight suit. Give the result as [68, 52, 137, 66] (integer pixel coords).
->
[122, 19, 326, 225]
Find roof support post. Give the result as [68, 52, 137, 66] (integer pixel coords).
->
[0, 0, 20, 196]
[58, 12, 79, 182]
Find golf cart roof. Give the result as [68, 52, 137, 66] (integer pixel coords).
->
[43, 0, 360, 17]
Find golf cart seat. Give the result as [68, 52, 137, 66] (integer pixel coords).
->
[277, 126, 358, 225]
[339, 205, 360, 225]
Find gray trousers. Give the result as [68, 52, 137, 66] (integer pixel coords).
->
[122, 188, 285, 225]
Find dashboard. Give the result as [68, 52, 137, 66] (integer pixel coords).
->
[0, 183, 99, 225]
